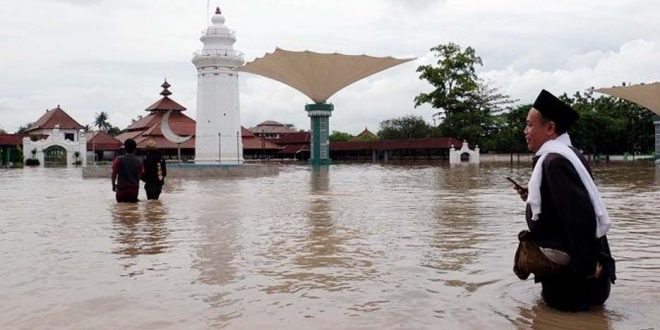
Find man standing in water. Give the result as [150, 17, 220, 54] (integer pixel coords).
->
[513, 89, 616, 311]
[111, 138, 143, 203]
[141, 140, 167, 200]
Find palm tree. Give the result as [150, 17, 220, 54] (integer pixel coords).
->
[94, 112, 111, 130]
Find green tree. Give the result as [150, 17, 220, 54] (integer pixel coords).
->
[567, 90, 654, 154]
[108, 126, 122, 136]
[415, 43, 512, 148]
[329, 130, 353, 142]
[484, 104, 530, 153]
[94, 111, 112, 130]
[377, 115, 431, 140]
[353, 131, 379, 141]
[0, 127, 6, 134]
[16, 122, 32, 134]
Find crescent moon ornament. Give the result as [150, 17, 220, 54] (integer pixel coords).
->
[160, 110, 192, 144]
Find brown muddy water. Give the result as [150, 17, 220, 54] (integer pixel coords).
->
[1, 163, 659, 329]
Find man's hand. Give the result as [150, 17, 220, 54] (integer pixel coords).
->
[514, 186, 528, 201]
[112, 182, 117, 192]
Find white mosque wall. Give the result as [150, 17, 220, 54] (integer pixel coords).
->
[449, 141, 480, 165]
[23, 127, 87, 167]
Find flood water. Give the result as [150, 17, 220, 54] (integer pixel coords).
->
[1, 163, 659, 329]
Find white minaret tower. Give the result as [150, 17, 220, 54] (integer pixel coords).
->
[192, 7, 244, 165]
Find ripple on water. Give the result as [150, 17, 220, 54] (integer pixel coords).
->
[0, 163, 659, 329]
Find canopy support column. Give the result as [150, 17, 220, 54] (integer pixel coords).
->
[306, 103, 333, 166]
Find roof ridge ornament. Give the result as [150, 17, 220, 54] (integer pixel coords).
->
[160, 79, 172, 97]
[215, 7, 221, 15]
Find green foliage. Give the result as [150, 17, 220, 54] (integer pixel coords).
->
[415, 43, 513, 148]
[482, 104, 529, 152]
[329, 130, 353, 142]
[415, 43, 482, 114]
[565, 90, 655, 154]
[0, 128, 6, 134]
[377, 115, 432, 140]
[353, 132, 379, 141]
[25, 158, 40, 166]
[482, 90, 656, 154]
[94, 111, 111, 130]
[16, 122, 32, 134]
[108, 126, 122, 136]
[93, 111, 123, 136]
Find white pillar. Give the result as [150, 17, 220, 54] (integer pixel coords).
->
[192, 7, 244, 165]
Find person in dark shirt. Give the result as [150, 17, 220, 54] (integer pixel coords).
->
[111, 139, 143, 203]
[141, 140, 167, 200]
[513, 89, 615, 311]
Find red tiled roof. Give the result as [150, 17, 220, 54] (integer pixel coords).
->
[0, 134, 27, 145]
[272, 132, 310, 145]
[249, 120, 298, 134]
[243, 136, 281, 150]
[145, 96, 187, 112]
[352, 127, 377, 140]
[27, 106, 84, 131]
[120, 111, 195, 136]
[241, 126, 255, 138]
[330, 137, 462, 151]
[135, 136, 196, 149]
[86, 131, 122, 151]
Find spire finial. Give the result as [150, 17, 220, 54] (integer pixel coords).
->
[215, 7, 221, 15]
[160, 79, 172, 97]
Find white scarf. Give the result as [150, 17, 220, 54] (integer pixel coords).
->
[527, 133, 612, 238]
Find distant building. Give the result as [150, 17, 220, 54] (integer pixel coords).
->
[86, 131, 122, 162]
[330, 137, 462, 162]
[115, 81, 196, 160]
[114, 81, 284, 162]
[270, 126, 460, 162]
[249, 120, 298, 139]
[272, 132, 311, 160]
[351, 127, 378, 141]
[25, 105, 85, 142]
[22, 106, 87, 167]
[0, 134, 29, 166]
[241, 127, 281, 159]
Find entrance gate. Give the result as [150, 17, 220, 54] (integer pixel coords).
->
[44, 145, 67, 167]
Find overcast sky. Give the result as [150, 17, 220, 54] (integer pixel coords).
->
[1, 0, 659, 134]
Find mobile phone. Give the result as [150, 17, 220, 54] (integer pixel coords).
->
[506, 176, 523, 189]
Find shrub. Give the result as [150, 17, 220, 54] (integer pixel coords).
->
[25, 158, 40, 166]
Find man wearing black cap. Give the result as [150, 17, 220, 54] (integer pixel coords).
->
[513, 89, 616, 311]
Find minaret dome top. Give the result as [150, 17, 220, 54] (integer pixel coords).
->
[211, 7, 225, 25]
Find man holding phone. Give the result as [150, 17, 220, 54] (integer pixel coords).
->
[512, 89, 616, 311]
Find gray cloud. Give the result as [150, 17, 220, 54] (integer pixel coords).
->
[1, 0, 659, 133]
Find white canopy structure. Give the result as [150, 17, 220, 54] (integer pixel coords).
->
[240, 48, 415, 165]
[241, 48, 415, 103]
[594, 82, 660, 115]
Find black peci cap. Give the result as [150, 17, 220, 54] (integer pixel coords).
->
[533, 89, 579, 131]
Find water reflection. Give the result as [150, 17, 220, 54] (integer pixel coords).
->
[515, 303, 613, 330]
[423, 166, 485, 300]
[2, 164, 659, 329]
[260, 166, 376, 300]
[110, 201, 170, 276]
[189, 181, 244, 327]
